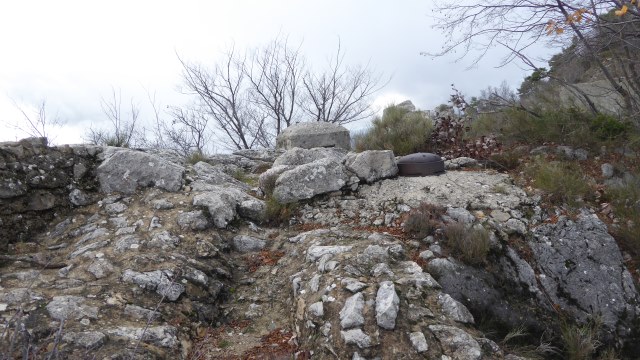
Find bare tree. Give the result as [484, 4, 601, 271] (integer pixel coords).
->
[10, 98, 64, 142]
[85, 87, 141, 147]
[179, 47, 267, 150]
[178, 39, 386, 149]
[163, 106, 212, 156]
[245, 36, 304, 137]
[301, 41, 384, 124]
[428, 0, 640, 121]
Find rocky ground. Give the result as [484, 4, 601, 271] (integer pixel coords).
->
[0, 138, 638, 359]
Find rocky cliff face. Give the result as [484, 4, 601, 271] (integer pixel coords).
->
[0, 138, 638, 359]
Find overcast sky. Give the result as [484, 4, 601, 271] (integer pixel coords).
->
[0, 0, 554, 146]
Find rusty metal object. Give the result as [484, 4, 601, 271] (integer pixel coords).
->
[397, 153, 444, 176]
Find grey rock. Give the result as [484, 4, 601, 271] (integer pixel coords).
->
[238, 198, 267, 222]
[409, 331, 429, 353]
[104, 202, 127, 215]
[446, 157, 478, 169]
[419, 250, 434, 260]
[148, 230, 180, 249]
[340, 292, 365, 329]
[371, 263, 394, 278]
[106, 325, 177, 348]
[124, 304, 160, 321]
[406, 304, 434, 322]
[258, 165, 295, 193]
[273, 147, 347, 168]
[0, 178, 27, 198]
[87, 259, 115, 279]
[273, 158, 349, 203]
[307, 245, 352, 262]
[97, 149, 184, 194]
[601, 163, 614, 178]
[0, 288, 41, 306]
[46, 296, 98, 320]
[342, 278, 367, 293]
[69, 240, 109, 259]
[491, 210, 511, 222]
[192, 161, 249, 190]
[438, 293, 475, 324]
[73, 163, 88, 180]
[114, 226, 136, 235]
[446, 207, 475, 224]
[121, 269, 185, 301]
[344, 150, 398, 183]
[308, 301, 324, 317]
[152, 198, 174, 210]
[308, 274, 321, 292]
[375, 281, 399, 330]
[357, 245, 389, 265]
[26, 190, 57, 210]
[276, 122, 351, 150]
[245, 303, 262, 318]
[429, 325, 482, 360]
[114, 235, 142, 252]
[505, 218, 527, 235]
[69, 189, 93, 206]
[177, 210, 210, 231]
[341, 328, 372, 349]
[233, 148, 284, 163]
[63, 331, 106, 348]
[232, 235, 266, 253]
[148, 216, 162, 230]
[530, 211, 639, 334]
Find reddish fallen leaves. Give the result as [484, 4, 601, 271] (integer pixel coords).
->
[244, 250, 285, 272]
[242, 328, 298, 360]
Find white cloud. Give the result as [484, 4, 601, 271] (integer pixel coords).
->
[0, 0, 555, 145]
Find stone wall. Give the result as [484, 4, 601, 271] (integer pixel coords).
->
[0, 137, 102, 250]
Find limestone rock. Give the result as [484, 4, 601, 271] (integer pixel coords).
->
[276, 122, 351, 150]
[273, 158, 349, 203]
[121, 269, 185, 301]
[344, 150, 398, 183]
[429, 325, 482, 360]
[530, 211, 639, 335]
[340, 292, 365, 329]
[232, 235, 266, 253]
[375, 281, 399, 330]
[409, 331, 429, 353]
[341, 328, 372, 349]
[438, 293, 475, 324]
[273, 147, 347, 167]
[46, 296, 99, 320]
[97, 149, 184, 194]
[63, 331, 106, 349]
[177, 210, 210, 231]
[106, 325, 178, 348]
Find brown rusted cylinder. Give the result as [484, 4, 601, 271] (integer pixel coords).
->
[397, 153, 444, 176]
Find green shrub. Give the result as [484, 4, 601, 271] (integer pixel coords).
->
[403, 202, 444, 238]
[354, 104, 432, 156]
[526, 157, 592, 206]
[489, 150, 522, 171]
[186, 151, 208, 165]
[264, 196, 298, 225]
[590, 114, 629, 141]
[560, 319, 602, 360]
[444, 223, 491, 265]
[232, 169, 257, 187]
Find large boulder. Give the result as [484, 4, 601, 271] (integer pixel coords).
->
[273, 147, 347, 167]
[276, 122, 351, 150]
[272, 158, 349, 203]
[97, 150, 185, 194]
[192, 186, 266, 228]
[344, 150, 398, 183]
[530, 211, 639, 338]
